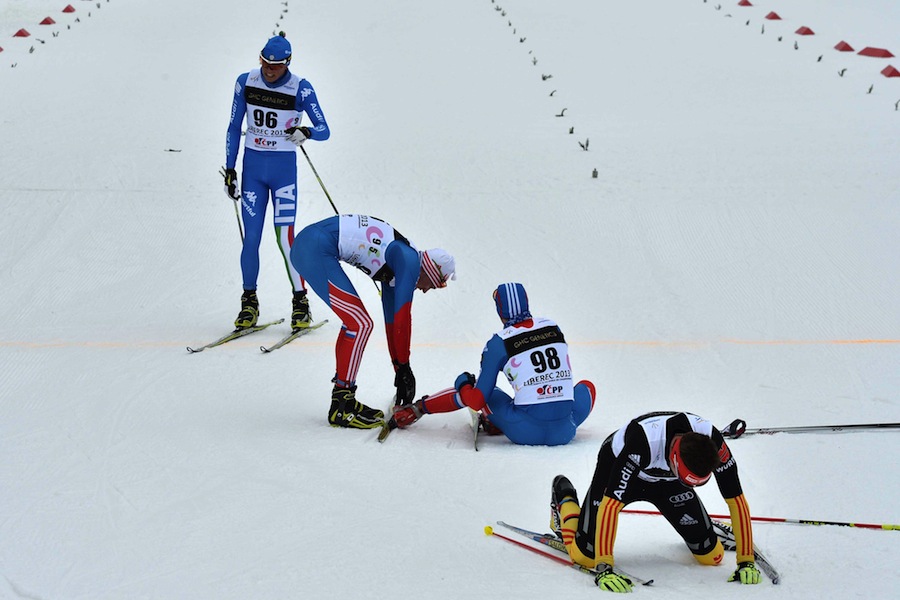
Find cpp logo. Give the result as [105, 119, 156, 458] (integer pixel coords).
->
[669, 491, 695, 504]
[537, 385, 563, 396]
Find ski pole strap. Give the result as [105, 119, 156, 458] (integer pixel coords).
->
[722, 418, 746, 438]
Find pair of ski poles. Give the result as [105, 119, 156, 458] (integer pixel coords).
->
[707, 417, 900, 530]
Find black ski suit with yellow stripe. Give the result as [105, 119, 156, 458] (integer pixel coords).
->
[559, 411, 754, 569]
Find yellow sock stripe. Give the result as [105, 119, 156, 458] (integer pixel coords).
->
[560, 501, 580, 547]
[596, 496, 624, 565]
[727, 495, 754, 562]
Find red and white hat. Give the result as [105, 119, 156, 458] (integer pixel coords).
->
[421, 248, 456, 288]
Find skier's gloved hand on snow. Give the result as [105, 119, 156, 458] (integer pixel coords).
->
[220, 167, 240, 200]
[391, 400, 424, 429]
[286, 125, 311, 146]
[393, 362, 416, 406]
[728, 561, 761, 585]
[594, 564, 633, 593]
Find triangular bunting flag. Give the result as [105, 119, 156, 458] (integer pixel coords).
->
[858, 47, 894, 58]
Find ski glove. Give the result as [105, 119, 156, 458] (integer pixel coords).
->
[220, 167, 240, 200]
[728, 561, 761, 584]
[594, 565, 634, 593]
[286, 125, 311, 146]
[394, 362, 416, 406]
[455, 371, 476, 392]
[391, 401, 424, 429]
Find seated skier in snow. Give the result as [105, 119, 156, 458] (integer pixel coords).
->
[550, 411, 760, 593]
[387, 282, 596, 446]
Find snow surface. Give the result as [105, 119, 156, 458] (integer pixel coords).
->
[1, 0, 898, 598]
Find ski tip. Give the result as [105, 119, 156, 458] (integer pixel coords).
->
[484, 525, 494, 536]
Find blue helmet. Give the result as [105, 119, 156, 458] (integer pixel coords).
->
[493, 283, 531, 326]
[260, 35, 292, 64]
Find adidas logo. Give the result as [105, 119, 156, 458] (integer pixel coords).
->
[679, 513, 699, 526]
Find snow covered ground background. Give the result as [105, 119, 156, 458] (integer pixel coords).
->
[1, 0, 898, 598]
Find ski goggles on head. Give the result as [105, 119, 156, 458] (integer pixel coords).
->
[669, 436, 712, 487]
[260, 53, 290, 66]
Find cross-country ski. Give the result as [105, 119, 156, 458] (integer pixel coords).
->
[260, 319, 328, 352]
[489, 521, 653, 587]
[186, 319, 285, 353]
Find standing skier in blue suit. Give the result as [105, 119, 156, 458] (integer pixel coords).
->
[222, 33, 330, 332]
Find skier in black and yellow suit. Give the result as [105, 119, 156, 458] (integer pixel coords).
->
[551, 411, 760, 592]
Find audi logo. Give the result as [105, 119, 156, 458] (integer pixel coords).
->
[669, 491, 695, 504]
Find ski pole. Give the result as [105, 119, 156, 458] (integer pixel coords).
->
[484, 526, 619, 582]
[298, 146, 383, 294]
[484, 526, 651, 586]
[484, 526, 574, 567]
[621, 508, 900, 531]
[219, 167, 245, 241]
[721, 418, 900, 439]
[232, 197, 244, 242]
[300, 145, 339, 216]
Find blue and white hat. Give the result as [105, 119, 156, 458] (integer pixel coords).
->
[261, 34, 292, 64]
[493, 282, 531, 326]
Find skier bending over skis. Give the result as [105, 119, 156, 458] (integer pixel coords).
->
[550, 411, 760, 592]
[388, 282, 596, 446]
[290, 214, 455, 429]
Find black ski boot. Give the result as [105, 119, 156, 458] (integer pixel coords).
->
[550, 475, 579, 538]
[234, 290, 259, 329]
[291, 290, 312, 331]
[328, 386, 385, 429]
